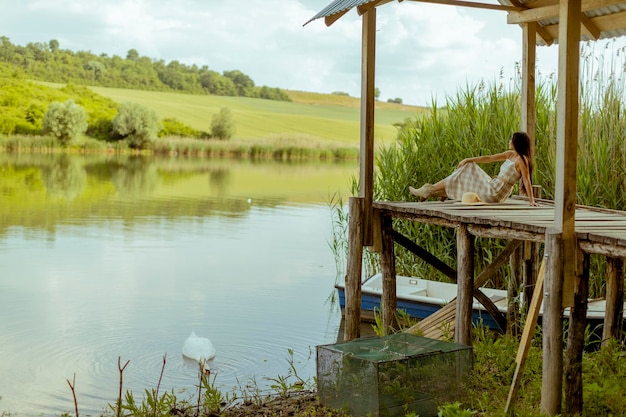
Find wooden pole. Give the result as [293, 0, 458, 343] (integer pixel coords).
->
[541, 229, 564, 416]
[504, 256, 546, 415]
[455, 224, 474, 346]
[565, 249, 589, 416]
[508, 244, 522, 336]
[542, 2, 581, 413]
[380, 213, 398, 334]
[344, 196, 364, 341]
[603, 257, 625, 345]
[359, 8, 376, 247]
[518, 22, 537, 326]
[523, 188, 542, 312]
[554, 0, 581, 309]
[521, 21, 536, 157]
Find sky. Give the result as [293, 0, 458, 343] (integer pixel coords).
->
[1, 0, 625, 106]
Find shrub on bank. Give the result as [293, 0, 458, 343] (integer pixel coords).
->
[210, 107, 235, 140]
[42, 99, 88, 146]
[112, 102, 161, 149]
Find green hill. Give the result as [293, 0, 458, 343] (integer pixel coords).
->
[0, 37, 428, 148]
[88, 86, 426, 146]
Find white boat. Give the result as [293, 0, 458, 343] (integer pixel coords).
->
[335, 273, 620, 330]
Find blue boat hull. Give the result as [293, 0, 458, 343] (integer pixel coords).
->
[335, 285, 503, 330]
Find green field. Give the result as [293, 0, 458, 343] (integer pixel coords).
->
[88, 86, 426, 146]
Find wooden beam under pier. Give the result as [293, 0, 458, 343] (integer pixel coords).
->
[565, 249, 589, 416]
[455, 224, 475, 345]
[381, 213, 398, 334]
[344, 197, 365, 341]
[603, 257, 625, 345]
[392, 230, 457, 281]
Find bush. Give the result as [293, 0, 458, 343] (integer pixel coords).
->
[42, 99, 88, 146]
[112, 102, 161, 149]
[159, 117, 202, 138]
[210, 107, 235, 140]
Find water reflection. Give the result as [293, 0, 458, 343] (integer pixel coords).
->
[0, 153, 355, 415]
[111, 156, 159, 199]
[41, 154, 87, 200]
[208, 166, 231, 197]
[0, 154, 357, 233]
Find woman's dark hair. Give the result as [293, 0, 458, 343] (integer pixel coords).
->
[511, 131, 534, 193]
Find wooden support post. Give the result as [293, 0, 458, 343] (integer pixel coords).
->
[523, 187, 543, 313]
[565, 248, 589, 416]
[523, 235, 540, 306]
[541, 229, 564, 416]
[519, 20, 539, 323]
[504, 256, 546, 415]
[521, 21, 537, 156]
[508, 246, 522, 336]
[380, 213, 398, 334]
[359, 8, 376, 247]
[545, 1, 581, 412]
[554, 0, 581, 309]
[517, 18, 539, 324]
[455, 224, 474, 346]
[603, 257, 625, 346]
[344, 196, 364, 341]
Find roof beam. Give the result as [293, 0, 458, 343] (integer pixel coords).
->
[587, 9, 626, 34]
[405, 0, 523, 12]
[536, 27, 555, 45]
[506, 1, 556, 45]
[581, 14, 601, 39]
[357, 0, 394, 15]
[325, 9, 350, 26]
[538, 9, 626, 42]
[507, 0, 626, 24]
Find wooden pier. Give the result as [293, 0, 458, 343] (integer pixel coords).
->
[342, 194, 626, 413]
[369, 196, 625, 337]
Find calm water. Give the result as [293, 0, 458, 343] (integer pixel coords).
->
[0, 153, 357, 416]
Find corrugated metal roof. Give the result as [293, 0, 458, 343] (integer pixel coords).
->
[498, 0, 626, 45]
[304, 0, 378, 26]
[305, 0, 626, 42]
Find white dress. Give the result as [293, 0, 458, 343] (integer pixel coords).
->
[444, 159, 521, 203]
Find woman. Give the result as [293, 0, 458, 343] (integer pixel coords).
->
[409, 131, 539, 206]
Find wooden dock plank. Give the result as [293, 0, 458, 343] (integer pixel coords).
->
[375, 198, 626, 257]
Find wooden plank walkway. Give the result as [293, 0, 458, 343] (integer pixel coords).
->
[374, 197, 626, 258]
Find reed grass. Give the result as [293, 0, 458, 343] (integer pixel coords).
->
[367, 41, 626, 296]
[0, 133, 360, 160]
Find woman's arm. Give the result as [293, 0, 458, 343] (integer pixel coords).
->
[457, 150, 513, 168]
[516, 157, 539, 206]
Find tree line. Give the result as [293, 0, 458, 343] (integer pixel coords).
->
[0, 36, 290, 101]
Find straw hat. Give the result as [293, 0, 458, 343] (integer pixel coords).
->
[457, 192, 486, 205]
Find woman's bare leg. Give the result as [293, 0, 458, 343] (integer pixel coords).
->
[409, 179, 447, 201]
[432, 180, 446, 195]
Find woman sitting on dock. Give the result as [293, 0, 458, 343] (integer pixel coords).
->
[409, 131, 539, 206]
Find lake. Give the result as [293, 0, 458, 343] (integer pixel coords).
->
[0, 153, 357, 416]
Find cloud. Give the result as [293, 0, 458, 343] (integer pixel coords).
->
[0, 0, 623, 105]
[372, 3, 521, 103]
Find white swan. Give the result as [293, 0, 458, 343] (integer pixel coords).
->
[182, 330, 216, 363]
